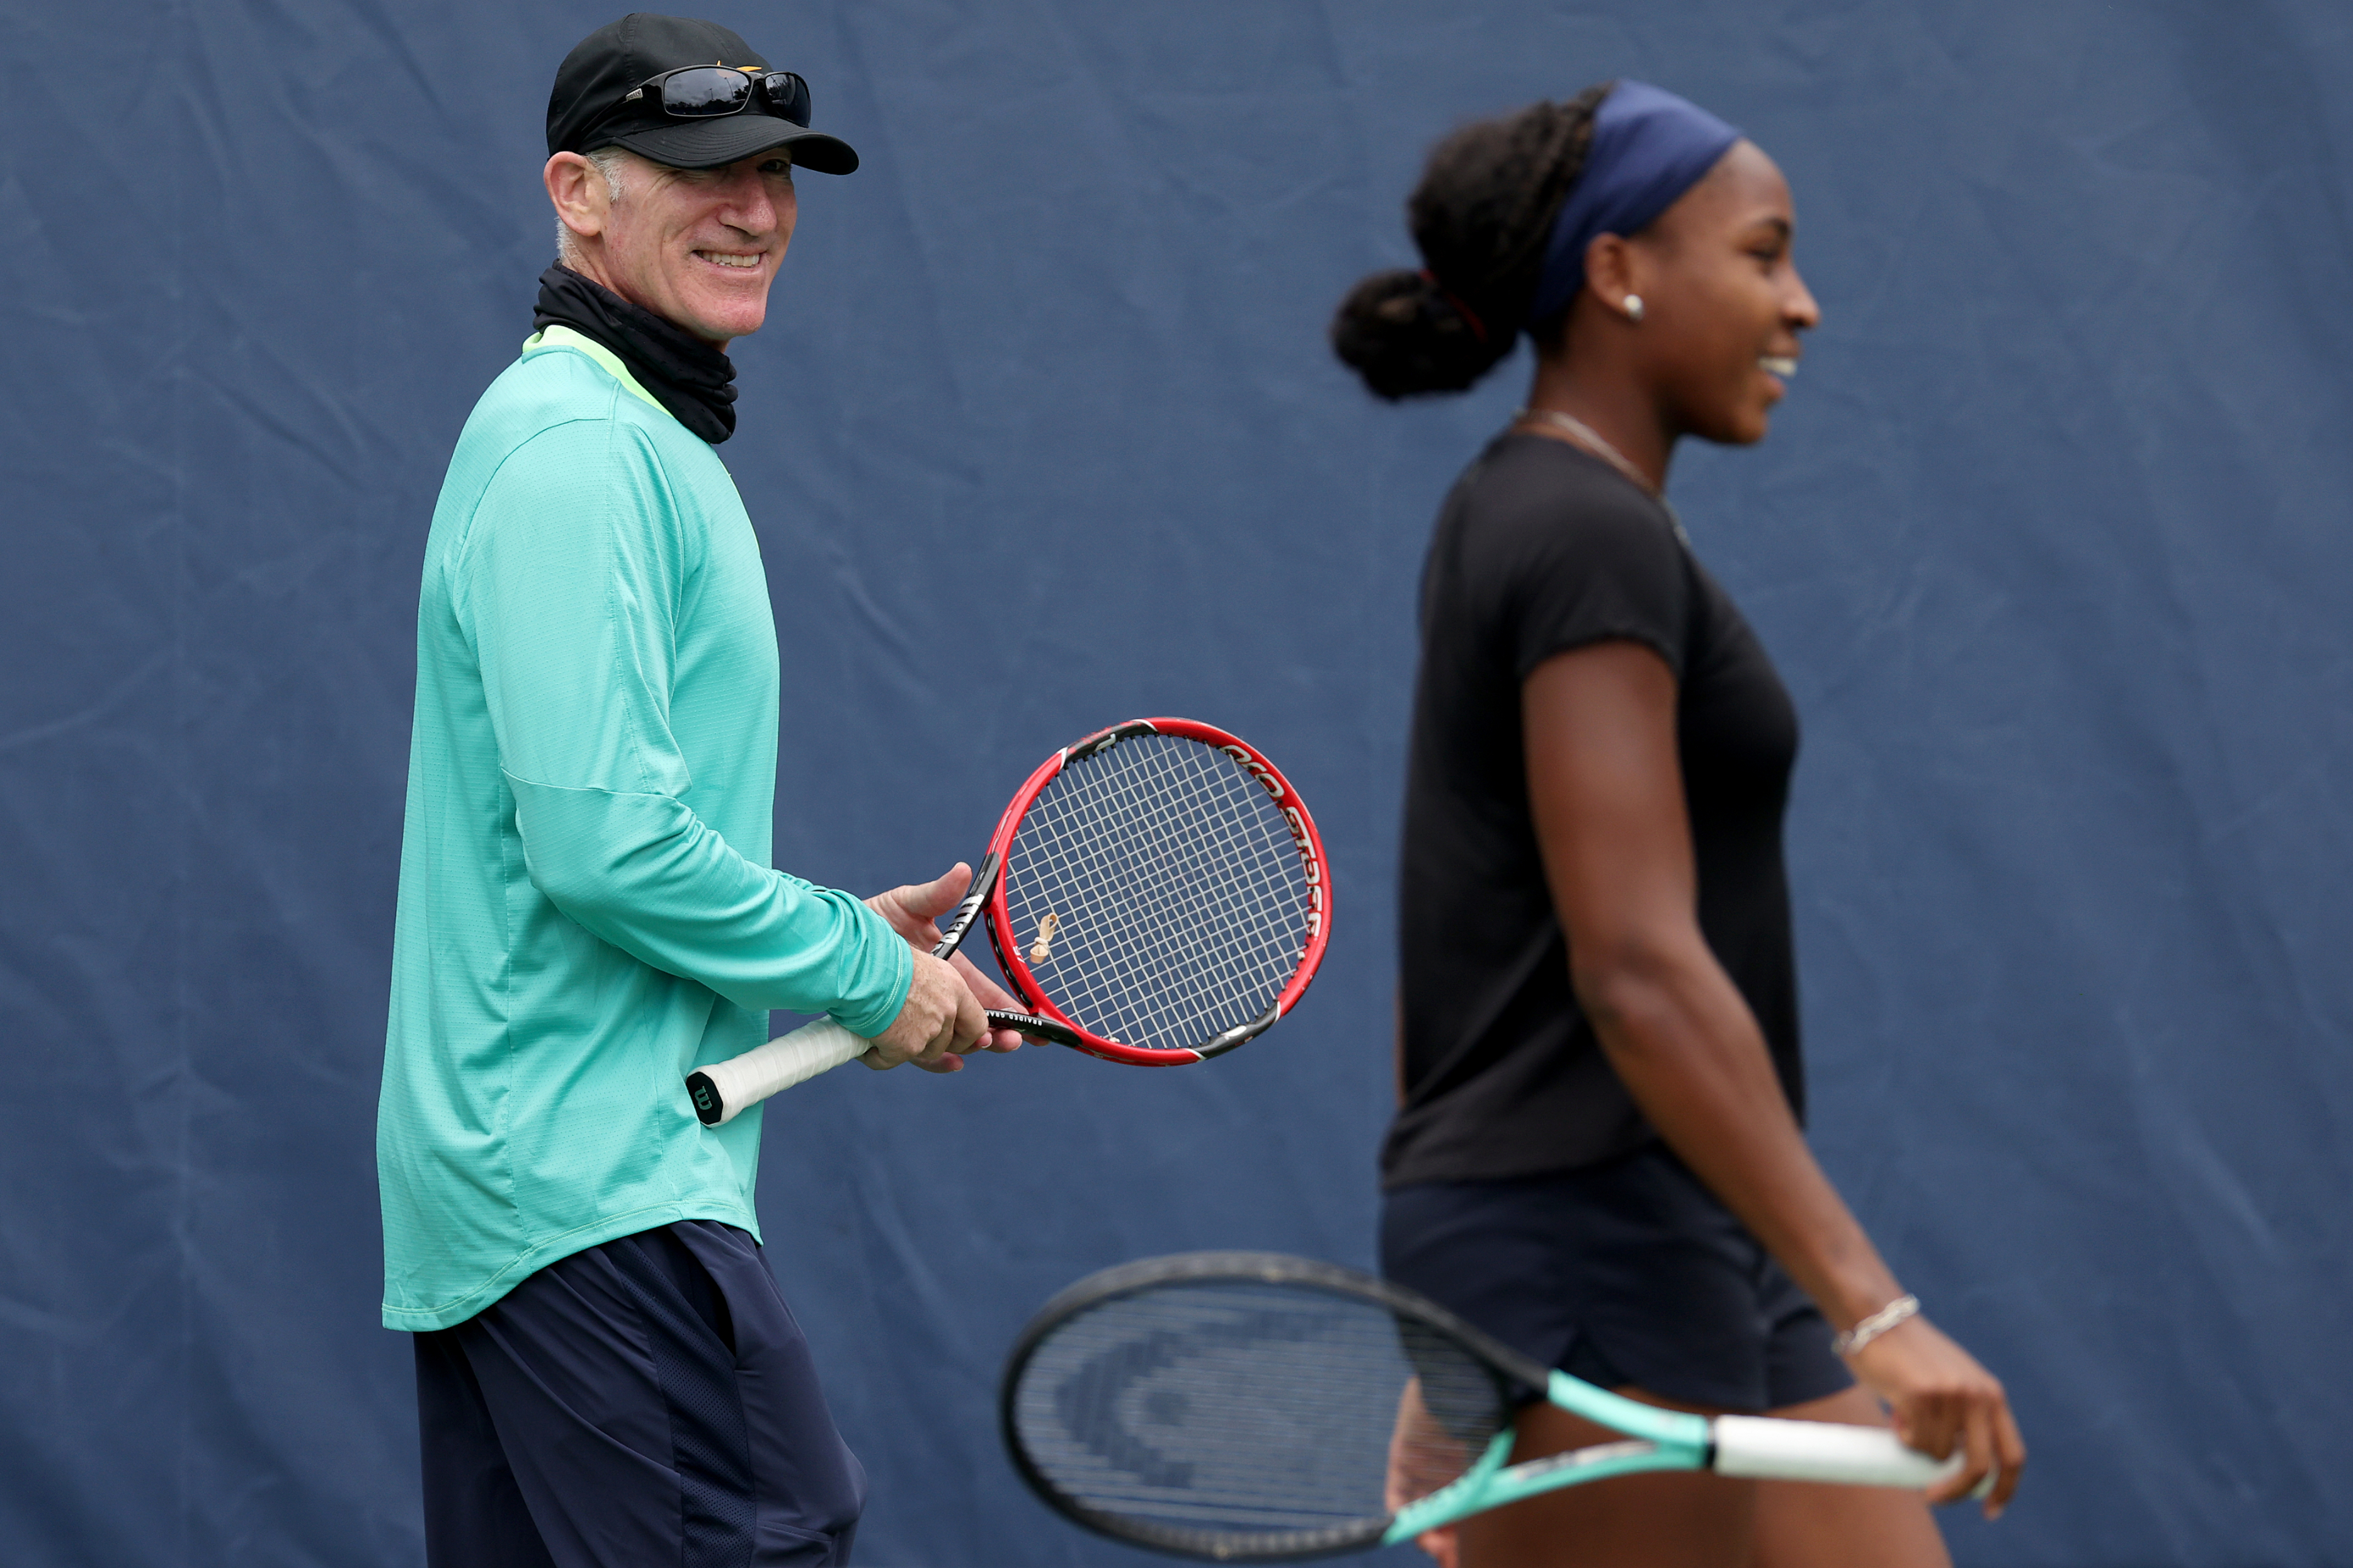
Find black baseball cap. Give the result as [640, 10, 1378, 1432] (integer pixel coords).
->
[547, 14, 859, 174]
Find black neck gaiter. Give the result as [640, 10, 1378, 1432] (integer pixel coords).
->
[533, 264, 738, 445]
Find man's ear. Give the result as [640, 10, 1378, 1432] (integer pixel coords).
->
[545, 152, 608, 249]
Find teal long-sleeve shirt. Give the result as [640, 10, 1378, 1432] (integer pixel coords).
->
[378, 327, 912, 1331]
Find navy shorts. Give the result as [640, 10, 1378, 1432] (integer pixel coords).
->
[1381, 1145, 1852, 1414]
[413, 1220, 865, 1567]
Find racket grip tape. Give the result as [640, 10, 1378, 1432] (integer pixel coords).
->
[687, 1019, 872, 1127]
[1709, 1415, 1968, 1489]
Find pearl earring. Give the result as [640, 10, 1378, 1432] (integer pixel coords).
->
[1622, 294, 1645, 322]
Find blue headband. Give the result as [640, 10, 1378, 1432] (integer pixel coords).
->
[1526, 81, 1741, 323]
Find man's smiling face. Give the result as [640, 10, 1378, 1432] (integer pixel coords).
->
[549, 146, 798, 348]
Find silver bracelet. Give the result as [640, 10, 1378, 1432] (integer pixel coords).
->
[1832, 1293, 1920, 1356]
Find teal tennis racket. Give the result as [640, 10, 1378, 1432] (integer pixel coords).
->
[1000, 1252, 1965, 1561]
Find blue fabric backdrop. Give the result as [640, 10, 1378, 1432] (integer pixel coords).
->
[3, 2, 2349, 1564]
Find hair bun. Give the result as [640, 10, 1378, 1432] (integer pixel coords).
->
[1329, 268, 1512, 401]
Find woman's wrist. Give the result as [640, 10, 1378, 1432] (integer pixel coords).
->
[1832, 1293, 1921, 1356]
[1803, 1242, 1907, 1336]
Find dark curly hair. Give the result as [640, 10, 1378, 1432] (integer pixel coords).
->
[1330, 83, 1612, 401]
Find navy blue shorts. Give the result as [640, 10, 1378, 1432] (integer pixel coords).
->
[413, 1220, 865, 1567]
[1381, 1145, 1852, 1414]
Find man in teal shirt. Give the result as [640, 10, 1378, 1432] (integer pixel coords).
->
[379, 16, 1022, 1565]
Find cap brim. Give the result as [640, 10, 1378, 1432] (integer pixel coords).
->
[605, 115, 859, 175]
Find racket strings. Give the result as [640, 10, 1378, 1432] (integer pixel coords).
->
[1008, 1280, 1510, 1553]
[1026, 740, 1306, 1011]
[1005, 735, 1315, 1052]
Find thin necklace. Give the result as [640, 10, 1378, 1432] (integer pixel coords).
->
[1511, 406, 1690, 546]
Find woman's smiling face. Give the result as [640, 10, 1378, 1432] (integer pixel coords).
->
[1621, 140, 1821, 446]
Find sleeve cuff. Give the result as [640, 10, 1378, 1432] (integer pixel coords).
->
[829, 900, 915, 1040]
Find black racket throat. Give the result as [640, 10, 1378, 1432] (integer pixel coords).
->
[930, 851, 999, 965]
[928, 853, 1086, 1049]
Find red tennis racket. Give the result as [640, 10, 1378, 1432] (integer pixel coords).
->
[687, 719, 1330, 1125]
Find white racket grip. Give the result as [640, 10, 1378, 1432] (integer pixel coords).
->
[1711, 1416, 1966, 1489]
[690, 1020, 871, 1126]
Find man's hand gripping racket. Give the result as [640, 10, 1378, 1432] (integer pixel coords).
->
[686, 719, 1331, 1126]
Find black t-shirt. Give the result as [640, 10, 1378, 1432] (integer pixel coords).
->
[1382, 433, 1804, 1189]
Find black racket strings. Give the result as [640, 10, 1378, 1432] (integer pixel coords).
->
[1003, 735, 1316, 1050]
[1009, 1280, 1512, 1548]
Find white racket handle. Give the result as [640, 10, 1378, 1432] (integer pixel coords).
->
[687, 1019, 872, 1127]
[1711, 1416, 1969, 1489]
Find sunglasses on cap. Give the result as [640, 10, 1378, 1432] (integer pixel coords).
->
[615, 65, 811, 128]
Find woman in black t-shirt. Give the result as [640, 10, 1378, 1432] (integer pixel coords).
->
[1331, 82, 2024, 1567]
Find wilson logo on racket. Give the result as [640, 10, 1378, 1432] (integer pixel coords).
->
[1221, 742, 1325, 936]
[1284, 807, 1324, 936]
[1221, 743, 1287, 798]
